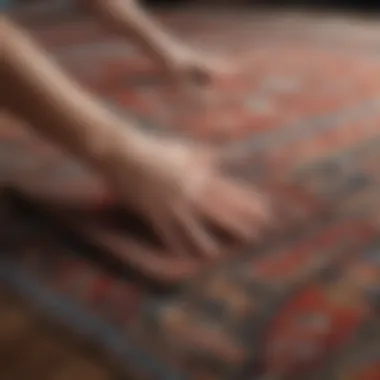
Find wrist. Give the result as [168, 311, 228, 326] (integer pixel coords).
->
[84, 118, 159, 173]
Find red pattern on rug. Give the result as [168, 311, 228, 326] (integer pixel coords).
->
[1, 7, 380, 380]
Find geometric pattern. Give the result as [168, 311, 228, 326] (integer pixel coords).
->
[1, 5, 380, 380]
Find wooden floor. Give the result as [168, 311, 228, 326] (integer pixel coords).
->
[0, 288, 125, 380]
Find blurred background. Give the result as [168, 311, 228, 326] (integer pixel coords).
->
[1, 1, 379, 380]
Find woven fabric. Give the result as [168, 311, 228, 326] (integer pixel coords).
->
[1, 8, 380, 380]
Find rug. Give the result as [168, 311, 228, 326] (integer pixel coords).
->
[1, 6, 380, 380]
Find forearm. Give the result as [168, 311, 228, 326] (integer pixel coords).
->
[1, 17, 149, 167]
[88, 0, 183, 66]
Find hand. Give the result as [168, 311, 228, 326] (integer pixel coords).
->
[98, 135, 271, 258]
[160, 47, 233, 87]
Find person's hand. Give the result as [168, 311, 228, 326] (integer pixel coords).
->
[98, 135, 271, 258]
[159, 46, 233, 87]
[157, 49, 235, 128]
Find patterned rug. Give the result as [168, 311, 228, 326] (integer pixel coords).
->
[1, 6, 380, 380]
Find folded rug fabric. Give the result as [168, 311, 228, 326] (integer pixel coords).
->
[1, 9, 380, 380]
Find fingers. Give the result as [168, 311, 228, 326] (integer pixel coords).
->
[151, 211, 189, 258]
[151, 206, 219, 259]
[72, 220, 201, 284]
[112, 138, 272, 259]
[174, 206, 220, 258]
[151, 176, 272, 258]
[199, 177, 272, 242]
[187, 66, 212, 86]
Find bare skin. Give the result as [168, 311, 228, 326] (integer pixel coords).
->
[11, 0, 225, 85]
[1, 14, 270, 258]
[87, 0, 225, 85]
